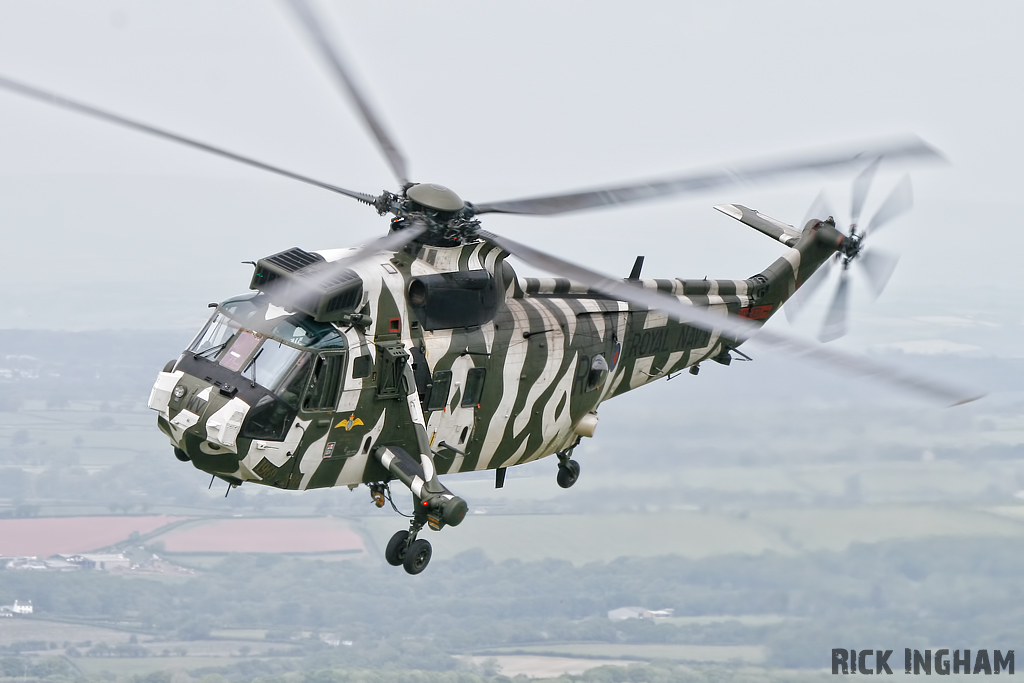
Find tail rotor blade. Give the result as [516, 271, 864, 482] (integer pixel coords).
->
[858, 248, 900, 299]
[819, 270, 851, 342]
[850, 157, 882, 226]
[800, 190, 836, 232]
[785, 258, 833, 323]
[865, 175, 913, 236]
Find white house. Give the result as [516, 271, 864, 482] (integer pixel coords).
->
[607, 606, 675, 621]
[0, 600, 33, 615]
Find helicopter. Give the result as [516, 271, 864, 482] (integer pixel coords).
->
[0, 0, 977, 575]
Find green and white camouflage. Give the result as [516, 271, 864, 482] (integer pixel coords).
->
[146, 207, 849, 572]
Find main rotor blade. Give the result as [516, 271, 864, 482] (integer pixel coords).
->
[284, 0, 409, 187]
[0, 74, 378, 206]
[265, 221, 427, 309]
[850, 157, 881, 227]
[865, 175, 913, 236]
[478, 228, 978, 406]
[858, 247, 900, 299]
[473, 137, 943, 217]
[785, 256, 833, 324]
[819, 270, 851, 342]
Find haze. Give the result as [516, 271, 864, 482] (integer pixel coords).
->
[0, 3, 1022, 681]
[0, 1, 1017, 355]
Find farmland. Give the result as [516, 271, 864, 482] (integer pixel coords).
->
[2, 331, 1024, 681]
[153, 517, 367, 554]
[0, 516, 182, 557]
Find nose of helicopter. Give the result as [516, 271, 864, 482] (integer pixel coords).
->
[150, 369, 250, 475]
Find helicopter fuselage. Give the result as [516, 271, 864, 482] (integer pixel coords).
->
[149, 217, 843, 494]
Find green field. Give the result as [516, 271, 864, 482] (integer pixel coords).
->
[486, 643, 767, 663]
[72, 656, 300, 677]
[0, 619, 136, 647]
[359, 503, 1024, 564]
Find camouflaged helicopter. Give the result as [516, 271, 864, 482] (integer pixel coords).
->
[0, 0, 977, 575]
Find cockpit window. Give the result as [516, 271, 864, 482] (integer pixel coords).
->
[242, 341, 305, 396]
[271, 318, 319, 347]
[220, 331, 261, 372]
[277, 353, 313, 410]
[303, 354, 345, 412]
[188, 297, 347, 418]
[218, 293, 343, 349]
[189, 313, 240, 360]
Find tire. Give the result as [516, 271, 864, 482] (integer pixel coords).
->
[384, 530, 409, 567]
[557, 460, 580, 489]
[567, 459, 581, 477]
[403, 539, 432, 575]
[173, 448, 191, 462]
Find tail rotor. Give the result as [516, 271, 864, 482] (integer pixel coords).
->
[790, 161, 914, 341]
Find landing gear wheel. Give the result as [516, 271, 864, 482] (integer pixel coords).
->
[403, 538, 432, 575]
[556, 459, 581, 489]
[384, 530, 409, 567]
[173, 448, 190, 462]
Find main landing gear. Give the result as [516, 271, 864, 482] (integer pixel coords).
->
[385, 521, 433, 575]
[556, 441, 581, 489]
[371, 446, 468, 576]
[371, 482, 437, 575]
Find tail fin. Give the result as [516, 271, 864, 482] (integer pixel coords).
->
[715, 203, 846, 323]
[714, 204, 802, 247]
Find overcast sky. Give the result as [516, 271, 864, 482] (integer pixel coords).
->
[0, 1, 1019, 367]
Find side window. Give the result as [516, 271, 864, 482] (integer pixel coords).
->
[426, 370, 452, 412]
[303, 353, 346, 412]
[352, 354, 372, 379]
[277, 353, 312, 409]
[461, 367, 487, 407]
[587, 354, 608, 392]
[575, 354, 608, 394]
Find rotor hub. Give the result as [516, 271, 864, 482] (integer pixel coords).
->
[839, 230, 864, 266]
[407, 183, 465, 212]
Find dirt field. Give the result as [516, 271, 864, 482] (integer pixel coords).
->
[0, 516, 184, 556]
[152, 517, 366, 553]
[457, 655, 634, 678]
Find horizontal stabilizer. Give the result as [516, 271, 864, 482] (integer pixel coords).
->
[715, 204, 802, 247]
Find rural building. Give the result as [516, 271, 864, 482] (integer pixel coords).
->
[607, 607, 675, 621]
[51, 553, 130, 571]
[0, 600, 33, 616]
[6, 555, 81, 571]
[78, 553, 131, 571]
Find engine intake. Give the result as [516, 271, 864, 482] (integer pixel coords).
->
[407, 269, 499, 330]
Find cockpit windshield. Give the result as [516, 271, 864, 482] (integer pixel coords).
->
[241, 341, 307, 402]
[186, 293, 345, 400]
[189, 313, 240, 359]
[218, 292, 343, 348]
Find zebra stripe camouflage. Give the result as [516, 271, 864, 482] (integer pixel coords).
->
[149, 214, 840, 494]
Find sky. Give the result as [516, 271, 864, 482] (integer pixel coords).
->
[0, 0, 1019, 369]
